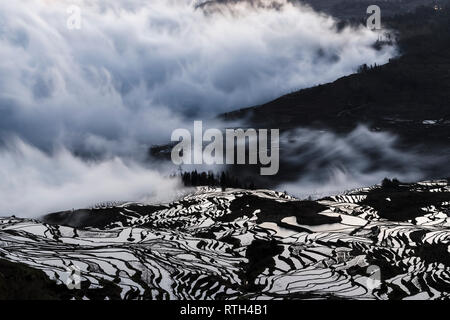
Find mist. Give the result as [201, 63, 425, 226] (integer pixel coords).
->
[0, 0, 395, 152]
[0, 0, 399, 216]
[0, 138, 185, 217]
[276, 126, 447, 199]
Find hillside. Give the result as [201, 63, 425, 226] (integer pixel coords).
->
[223, 6, 450, 149]
[199, 0, 446, 19]
[297, 0, 443, 19]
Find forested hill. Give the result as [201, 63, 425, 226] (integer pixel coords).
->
[222, 6, 450, 149]
[199, 1, 446, 19]
[296, 0, 444, 19]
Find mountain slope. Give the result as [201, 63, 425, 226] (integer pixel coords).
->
[200, 0, 443, 19]
[222, 6, 450, 149]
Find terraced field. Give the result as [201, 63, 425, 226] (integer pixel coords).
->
[0, 181, 449, 299]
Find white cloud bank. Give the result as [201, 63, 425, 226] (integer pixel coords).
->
[0, 139, 183, 217]
[0, 0, 397, 216]
[0, 0, 395, 151]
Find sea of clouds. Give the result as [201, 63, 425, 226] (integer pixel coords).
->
[0, 0, 398, 216]
[277, 126, 445, 199]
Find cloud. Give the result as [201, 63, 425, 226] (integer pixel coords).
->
[0, 0, 399, 216]
[276, 126, 447, 199]
[0, 138, 184, 217]
[0, 0, 395, 153]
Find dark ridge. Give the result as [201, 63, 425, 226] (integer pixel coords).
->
[42, 205, 165, 229]
[295, 0, 444, 20]
[361, 183, 450, 221]
[0, 258, 71, 300]
[199, 0, 444, 20]
[220, 194, 339, 226]
[416, 243, 450, 265]
[0, 258, 122, 300]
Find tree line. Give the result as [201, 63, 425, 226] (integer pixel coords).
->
[176, 170, 257, 190]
